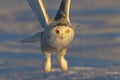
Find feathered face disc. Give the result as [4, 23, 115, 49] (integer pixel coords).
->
[46, 23, 74, 49]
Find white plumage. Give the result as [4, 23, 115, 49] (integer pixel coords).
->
[19, 0, 75, 73]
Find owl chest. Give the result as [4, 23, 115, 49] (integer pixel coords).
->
[40, 35, 69, 52]
[40, 35, 57, 52]
[48, 36, 73, 50]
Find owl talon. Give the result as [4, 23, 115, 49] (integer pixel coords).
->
[57, 55, 68, 71]
[44, 53, 51, 73]
[44, 60, 51, 73]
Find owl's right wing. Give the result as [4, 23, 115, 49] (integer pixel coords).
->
[16, 32, 41, 43]
[27, 0, 52, 29]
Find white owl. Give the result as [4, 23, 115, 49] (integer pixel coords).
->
[19, 0, 76, 73]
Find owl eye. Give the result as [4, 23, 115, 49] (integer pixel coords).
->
[55, 29, 59, 34]
[66, 30, 70, 33]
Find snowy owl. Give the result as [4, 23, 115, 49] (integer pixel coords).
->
[19, 0, 77, 73]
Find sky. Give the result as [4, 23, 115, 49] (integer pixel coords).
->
[0, 0, 120, 61]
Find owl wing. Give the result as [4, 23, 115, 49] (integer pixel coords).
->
[27, 0, 52, 30]
[55, 0, 71, 22]
[16, 32, 41, 43]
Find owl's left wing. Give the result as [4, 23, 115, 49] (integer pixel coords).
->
[55, 0, 71, 22]
[27, 0, 52, 29]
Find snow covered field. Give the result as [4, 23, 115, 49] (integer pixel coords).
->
[0, 53, 120, 80]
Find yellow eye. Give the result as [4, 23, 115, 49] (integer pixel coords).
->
[55, 29, 59, 34]
[66, 30, 70, 33]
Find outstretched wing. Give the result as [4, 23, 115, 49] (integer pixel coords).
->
[55, 0, 71, 22]
[27, 0, 51, 29]
[16, 32, 41, 43]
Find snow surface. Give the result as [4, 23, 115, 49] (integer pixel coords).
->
[0, 53, 120, 80]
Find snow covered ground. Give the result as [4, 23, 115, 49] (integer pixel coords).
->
[0, 53, 120, 80]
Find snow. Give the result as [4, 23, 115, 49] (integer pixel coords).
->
[0, 53, 120, 80]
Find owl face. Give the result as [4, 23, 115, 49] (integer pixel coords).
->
[47, 25, 74, 49]
[51, 26, 73, 39]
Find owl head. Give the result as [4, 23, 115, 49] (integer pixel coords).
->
[51, 26, 73, 39]
[45, 22, 74, 49]
[49, 22, 74, 38]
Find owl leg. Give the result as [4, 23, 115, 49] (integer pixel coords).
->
[57, 48, 68, 71]
[43, 52, 51, 73]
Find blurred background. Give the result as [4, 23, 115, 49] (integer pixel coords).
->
[0, 0, 120, 61]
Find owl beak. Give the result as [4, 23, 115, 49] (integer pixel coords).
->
[62, 35, 64, 39]
[60, 34, 64, 39]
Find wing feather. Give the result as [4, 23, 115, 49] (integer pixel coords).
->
[55, 0, 71, 22]
[16, 32, 41, 43]
[27, 0, 51, 29]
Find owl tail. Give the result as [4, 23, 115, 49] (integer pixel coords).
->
[16, 32, 41, 43]
[55, 0, 71, 22]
